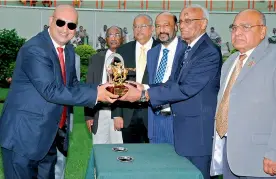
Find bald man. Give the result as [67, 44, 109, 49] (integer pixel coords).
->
[210, 9, 276, 178]
[0, 5, 117, 178]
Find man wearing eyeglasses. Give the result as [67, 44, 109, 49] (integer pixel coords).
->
[211, 9, 276, 179]
[0, 5, 118, 179]
[119, 5, 222, 179]
[111, 14, 159, 143]
[145, 12, 186, 145]
[84, 26, 124, 145]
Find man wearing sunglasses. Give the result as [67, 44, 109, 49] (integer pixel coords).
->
[0, 5, 118, 179]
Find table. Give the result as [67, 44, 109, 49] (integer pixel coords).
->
[85, 143, 203, 179]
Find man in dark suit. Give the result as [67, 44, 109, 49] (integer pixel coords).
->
[112, 14, 159, 143]
[147, 12, 186, 144]
[84, 26, 124, 144]
[121, 5, 222, 179]
[0, 5, 117, 179]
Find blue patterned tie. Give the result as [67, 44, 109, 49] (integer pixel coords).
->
[184, 46, 191, 59]
[154, 49, 169, 83]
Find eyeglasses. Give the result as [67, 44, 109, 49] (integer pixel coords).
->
[54, 17, 77, 30]
[229, 24, 264, 32]
[133, 24, 152, 30]
[178, 18, 205, 25]
[106, 33, 121, 38]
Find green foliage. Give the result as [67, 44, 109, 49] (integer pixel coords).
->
[0, 29, 26, 87]
[230, 48, 238, 54]
[75, 44, 96, 66]
[75, 45, 96, 82]
[80, 64, 88, 82]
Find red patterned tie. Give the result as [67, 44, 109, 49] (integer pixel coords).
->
[57, 47, 67, 128]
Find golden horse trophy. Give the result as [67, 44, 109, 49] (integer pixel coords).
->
[105, 53, 135, 97]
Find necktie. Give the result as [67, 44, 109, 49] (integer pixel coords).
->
[57, 47, 67, 129]
[184, 46, 191, 60]
[154, 48, 169, 83]
[216, 54, 247, 138]
[175, 46, 191, 77]
[137, 46, 146, 83]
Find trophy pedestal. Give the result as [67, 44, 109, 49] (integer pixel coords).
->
[106, 85, 128, 97]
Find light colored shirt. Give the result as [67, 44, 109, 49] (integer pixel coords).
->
[156, 37, 178, 82]
[135, 38, 153, 83]
[98, 49, 113, 122]
[49, 29, 65, 61]
[102, 49, 113, 84]
[189, 33, 205, 48]
[208, 31, 221, 40]
[223, 48, 255, 136]
[156, 37, 179, 112]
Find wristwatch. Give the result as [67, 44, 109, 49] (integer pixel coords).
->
[139, 90, 147, 102]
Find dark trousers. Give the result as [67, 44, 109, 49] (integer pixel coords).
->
[223, 138, 272, 179]
[186, 155, 212, 179]
[1, 141, 57, 179]
[150, 115, 174, 145]
[121, 113, 149, 143]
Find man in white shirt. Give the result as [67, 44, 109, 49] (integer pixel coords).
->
[210, 9, 276, 178]
[85, 26, 124, 144]
[146, 12, 186, 144]
[120, 5, 222, 179]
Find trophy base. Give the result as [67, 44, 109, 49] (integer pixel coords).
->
[106, 85, 128, 97]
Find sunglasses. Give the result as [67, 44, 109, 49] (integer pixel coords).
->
[55, 19, 77, 30]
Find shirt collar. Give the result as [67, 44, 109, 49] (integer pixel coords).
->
[136, 38, 153, 50]
[161, 36, 178, 52]
[188, 33, 205, 48]
[239, 48, 255, 57]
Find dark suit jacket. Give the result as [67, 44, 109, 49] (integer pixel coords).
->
[147, 37, 186, 139]
[84, 49, 112, 134]
[112, 39, 159, 128]
[0, 30, 97, 161]
[148, 34, 222, 156]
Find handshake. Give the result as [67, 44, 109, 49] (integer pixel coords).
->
[97, 81, 148, 103]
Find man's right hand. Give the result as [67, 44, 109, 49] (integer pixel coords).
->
[86, 119, 94, 133]
[97, 83, 119, 103]
[114, 117, 124, 131]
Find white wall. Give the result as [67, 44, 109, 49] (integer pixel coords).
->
[0, 6, 275, 48]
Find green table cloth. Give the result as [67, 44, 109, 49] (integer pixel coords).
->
[85, 143, 203, 179]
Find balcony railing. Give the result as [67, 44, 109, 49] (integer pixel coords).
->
[0, 0, 275, 12]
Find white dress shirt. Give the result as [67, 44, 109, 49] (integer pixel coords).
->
[98, 49, 113, 123]
[156, 37, 179, 112]
[49, 29, 65, 61]
[210, 47, 256, 176]
[135, 38, 153, 83]
[223, 47, 255, 137]
[189, 33, 205, 48]
[93, 49, 123, 144]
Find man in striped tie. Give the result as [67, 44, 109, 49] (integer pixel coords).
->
[145, 12, 186, 144]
